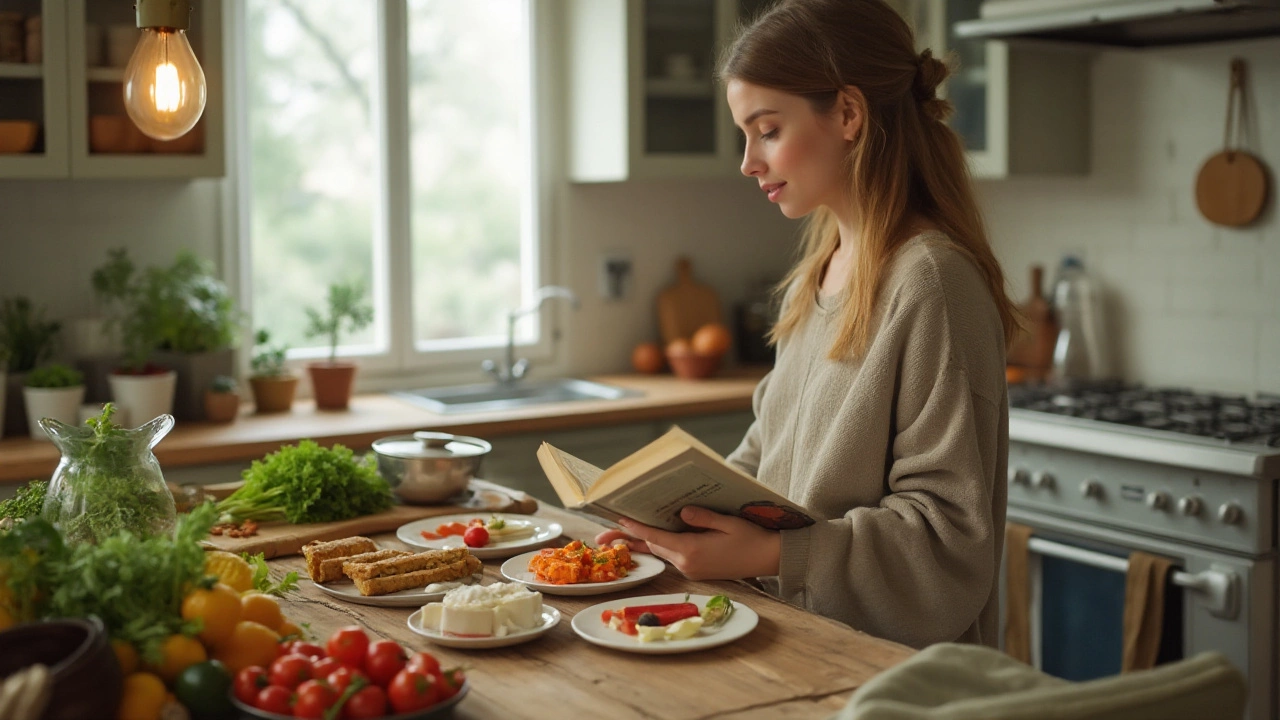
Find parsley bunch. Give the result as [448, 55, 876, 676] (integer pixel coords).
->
[216, 440, 394, 524]
[0, 479, 47, 523]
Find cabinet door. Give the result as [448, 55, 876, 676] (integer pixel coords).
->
[0, 0, 69, 178]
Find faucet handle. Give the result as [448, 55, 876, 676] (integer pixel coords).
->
[511, 358, 530, 380]
[481, 358, 501, 380]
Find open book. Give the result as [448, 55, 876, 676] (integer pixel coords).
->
[537, 426, 816, 533]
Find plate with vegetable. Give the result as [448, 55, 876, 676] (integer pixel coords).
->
[570, 594, 756, 654]
[397, 513, 561, 559]
[499, 543, 666, 596]
[311, 573, 483, 608]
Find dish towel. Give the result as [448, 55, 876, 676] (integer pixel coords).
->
[1003, 523, 1033, 663]
[1122, 551, 1174, 672]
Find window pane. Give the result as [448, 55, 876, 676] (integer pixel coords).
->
[407, 0, 531, 347]
[245, 0, 380, 353]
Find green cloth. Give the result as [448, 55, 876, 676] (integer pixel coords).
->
[833, 643, 1246, 720]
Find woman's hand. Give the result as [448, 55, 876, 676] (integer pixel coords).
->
[612, 506, 782, 581]
[594, 528, 651, 554]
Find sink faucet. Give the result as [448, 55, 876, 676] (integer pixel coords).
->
[482, 285, 580, 384]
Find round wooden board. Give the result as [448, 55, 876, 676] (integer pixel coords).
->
[1195, 151, 1269, 227]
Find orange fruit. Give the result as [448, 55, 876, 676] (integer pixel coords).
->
[239, 592, 284, 632]
[112, 639, 140, 676]
[631, 342, 665, 374]
[116, 672, 167, 720]
[149, 634, 207, 684]
[691, 323, 732, 357]
[204, 551, 254, 593]
[666, 338, 691, 357]
[182, 582, 242, 648]
[212, 621, 281, 674]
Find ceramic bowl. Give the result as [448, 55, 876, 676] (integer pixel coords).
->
[666, 348, 722, 380]
[88, 115, 149, 154]
[0, 617, 123, 720]
[0, 120, 38, 153]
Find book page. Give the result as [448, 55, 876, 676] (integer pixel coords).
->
[557, 450, 605, 498]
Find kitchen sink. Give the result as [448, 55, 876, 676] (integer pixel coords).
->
[393, 378, 641, 414]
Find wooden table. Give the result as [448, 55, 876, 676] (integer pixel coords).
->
[269, 501, 914, 720]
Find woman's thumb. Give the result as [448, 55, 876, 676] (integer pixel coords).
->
[680, 505, 729, 530]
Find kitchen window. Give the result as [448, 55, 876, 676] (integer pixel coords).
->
[230, 0, 546, 377]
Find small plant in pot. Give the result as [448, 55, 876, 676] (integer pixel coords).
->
[249, 329, 297, 414]
[92, 248, 175, 427]
[0, 295, 62, 438]
[22, 364, 85, 441]
[304, 281, 373, 411]
[204, 375, 241, 424]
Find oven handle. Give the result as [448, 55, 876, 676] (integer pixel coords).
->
[1026, 537, 1240, 620]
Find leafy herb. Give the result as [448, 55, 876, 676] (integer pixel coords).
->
[216, 440, 394, 524]
[210, 374, 238, 393]
[243, 552, 300, 597]
[701, 594, 735, 628]
[250, 329, 290, 378]
[304, 281, 373, 363]
[0, 296, 61, 373]
[24, 363, 84, 389]
[0, 480, 47, 522]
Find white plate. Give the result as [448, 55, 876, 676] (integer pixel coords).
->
[406, 606, 561, 649]
[571, 593, 758, 654]
[499, 550, 666, 596]
[396, 513, 562, 559]
[310, 574, 482, 608]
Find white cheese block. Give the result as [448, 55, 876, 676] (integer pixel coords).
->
[665, 616, 704, 640]
[636, 625, 668, 643]
[495, 591, 542, 630]
[440, 605, 497, 636]
[420, 603, 444, 631]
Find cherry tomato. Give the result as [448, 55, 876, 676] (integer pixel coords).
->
[364, 640, 407, 687]
[326, 626, 370, 668]
[267, 653, 312, 690]
[310, 656, 343, 679]
[277, 639, 299, 657]
[343, 685, 389, 720]
[600, 609, 614, 623]
[293, 679, 337, 719]
[291, 641, 327, 660]
[234, 666, 270, 705]
[254, 685, 293, 715]
[463, 526, 490, 548]
[326, 666, 368, 695]
[404, 652, 440, 678]
[436, 667, 466, 701]
[388, 669, 439, 714]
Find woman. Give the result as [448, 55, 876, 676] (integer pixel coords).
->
[598, 0, 1020, 649]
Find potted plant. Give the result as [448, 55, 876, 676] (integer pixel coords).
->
[0, 296, 62, 437]
[22, 364, 85, 441]
[204, 375, 241, 424]
[92, 248, 175, 427]
[249, 329, 297, 414]
[304, 281, 373, 411]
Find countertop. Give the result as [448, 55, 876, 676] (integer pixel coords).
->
[0, 369, 768, 484]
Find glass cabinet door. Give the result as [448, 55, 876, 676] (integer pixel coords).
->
[0, 0, 68, 177]
[641, 0, 717, 155]
[944, 0, 989, 154]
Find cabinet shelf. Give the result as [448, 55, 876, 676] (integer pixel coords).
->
[0, 62, 42, 79]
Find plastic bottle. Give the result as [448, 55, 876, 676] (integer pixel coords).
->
[1051, 256, 1108, 383]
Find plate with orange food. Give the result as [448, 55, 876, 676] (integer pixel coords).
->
[498, 540, 666, 596]
[397, 513, 563, 560]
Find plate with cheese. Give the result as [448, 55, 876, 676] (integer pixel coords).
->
[406, 581, 560, 649]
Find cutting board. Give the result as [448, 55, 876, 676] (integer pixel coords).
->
[202, 480, 539, 559]
[657, 257, 722, 346]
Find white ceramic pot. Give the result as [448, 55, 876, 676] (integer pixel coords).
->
[108, 370, 176, 428]
[23, 385, 86, 441]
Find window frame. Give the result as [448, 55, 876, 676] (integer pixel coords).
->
[222, 0, 563, 392]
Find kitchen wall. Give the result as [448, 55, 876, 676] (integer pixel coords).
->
[982, 37, 1279, 395]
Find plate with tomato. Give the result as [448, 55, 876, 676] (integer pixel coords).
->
[396, 513, 562, 559]
[310, 573, 483, 608]
[571, 593, 758, 654]
[499, 548, 666, 596]
[231, 626, 469, 719]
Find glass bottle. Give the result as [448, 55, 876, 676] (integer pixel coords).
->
[40, 407, 177, 545]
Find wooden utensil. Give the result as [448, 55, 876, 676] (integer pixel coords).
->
[657, 257, 722, 347]
[1195, 59, 1269, 228]
[1005, 265, 1058, 382]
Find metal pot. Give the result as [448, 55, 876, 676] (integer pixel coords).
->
[371, 430, 492, 504]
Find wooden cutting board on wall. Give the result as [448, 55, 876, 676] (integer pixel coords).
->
[202, 480, 538, 559]
[657, 257, 722, 346]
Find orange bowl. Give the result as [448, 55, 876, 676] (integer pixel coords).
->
[149, 122, 205, 154]
[89, 115, 150, 154]
[0, 120, 38, 153]
[666, 348, 722, 380]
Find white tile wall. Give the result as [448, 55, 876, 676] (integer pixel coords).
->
[982, 37, 1280, 395]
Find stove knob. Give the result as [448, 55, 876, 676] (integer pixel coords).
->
[1177, 495, 1203, 517]
[1031, 471, 1055, 490]
[1218, 502, 1244, 526]
[1008, 468, 1030, 485]
[1080, 479, 1103, 500]
[1146, 491, 1171, 512]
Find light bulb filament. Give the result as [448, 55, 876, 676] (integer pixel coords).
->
[152, 62, 182, 112]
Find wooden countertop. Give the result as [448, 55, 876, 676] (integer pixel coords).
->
[271, 500, 914, 719]
[0, 369, 768, 484]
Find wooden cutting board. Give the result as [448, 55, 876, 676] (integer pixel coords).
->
[657, 257, 722, 346]
[202, 480, 539, 559]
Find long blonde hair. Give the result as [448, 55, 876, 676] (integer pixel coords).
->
[720, 0, 1019, 359]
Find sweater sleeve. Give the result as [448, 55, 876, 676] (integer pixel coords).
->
[725, 370, 772, 477]
[774, 257, 1004, 648]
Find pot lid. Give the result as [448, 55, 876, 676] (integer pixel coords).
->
[373, 431, 491, 459]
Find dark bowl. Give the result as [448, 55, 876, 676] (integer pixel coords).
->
[231, 679, 471, 720]
[0, 616, 123, 720]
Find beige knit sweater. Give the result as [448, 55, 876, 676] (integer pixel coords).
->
[726, 231, 1008, 649]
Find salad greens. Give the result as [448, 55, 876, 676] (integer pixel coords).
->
[701, 595, 735, 628]
[243, 552, 300, 597]
[0, 479, 47, 523]
[216, 440, 393, 524]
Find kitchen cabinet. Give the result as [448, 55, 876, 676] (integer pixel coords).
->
[890, 0, 1091, 177]
[0, 0, 223, 180]
[566, 0, 776, 182]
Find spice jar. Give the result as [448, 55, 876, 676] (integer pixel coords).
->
[23, 15, 40, 64]
[0, 12, 24, 63]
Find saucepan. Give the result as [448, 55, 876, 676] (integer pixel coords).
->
[371, 430, 492, 504]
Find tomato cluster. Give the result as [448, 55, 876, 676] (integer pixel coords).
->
[233, 625, 464, 719]
[419, 518, 490, 548]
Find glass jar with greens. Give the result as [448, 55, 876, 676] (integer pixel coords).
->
[40, 404, 177, 544]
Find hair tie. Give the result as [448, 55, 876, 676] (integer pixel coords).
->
[913, 49, 952, 122]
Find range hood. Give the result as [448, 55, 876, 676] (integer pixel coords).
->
[954, 0, 1280, 46]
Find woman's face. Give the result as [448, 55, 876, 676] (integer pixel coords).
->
[727, 79, 856, 220]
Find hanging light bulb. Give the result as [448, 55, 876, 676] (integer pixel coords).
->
[122, 0, 206, 141]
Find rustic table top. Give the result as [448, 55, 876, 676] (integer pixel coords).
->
[268, 499, 914, 720]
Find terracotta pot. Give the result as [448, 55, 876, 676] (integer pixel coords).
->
[204, 390, 241, 423]
[249, 375, 297, 414]
[308, 362, 356, 410]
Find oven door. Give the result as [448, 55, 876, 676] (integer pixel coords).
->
[1004, 507, 1274, 719]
